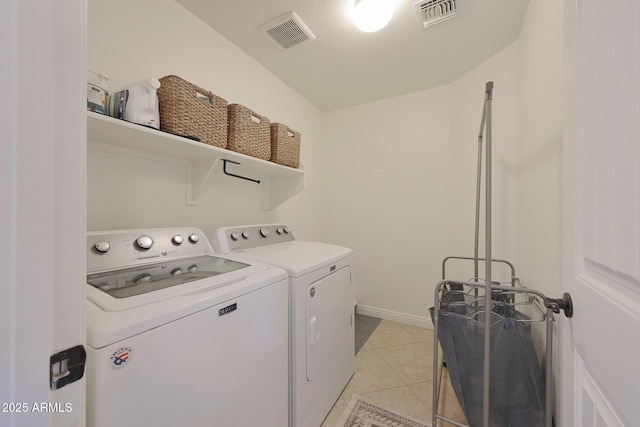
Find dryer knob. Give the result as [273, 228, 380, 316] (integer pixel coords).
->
[276, 228, 284, 235]
[172, 235, 184, 245]
[260, 228, 270, 238]
[241, 232, 250, 239]
[136, 235, 154, 250]
[188, 233, 199, 244]
[283, 226, 290, 234]
[94, 241, 111, 253]
[230, 232, 240, 241]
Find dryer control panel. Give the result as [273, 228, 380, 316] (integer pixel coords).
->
[213, 224, 295, 253]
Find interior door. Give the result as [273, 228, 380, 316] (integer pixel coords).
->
[1, 1, 86, 426]
[562, 1, 640, 425]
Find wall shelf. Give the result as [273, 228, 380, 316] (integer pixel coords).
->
[87, 111, 305, 210]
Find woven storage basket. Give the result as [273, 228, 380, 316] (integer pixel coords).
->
[227, 104, 271, 160]
[270, 123, 301, 168]
[157, 75, 228, 148]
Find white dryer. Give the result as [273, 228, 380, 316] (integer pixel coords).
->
[85, 227, 289, 427]
[212, 224, 355, 427]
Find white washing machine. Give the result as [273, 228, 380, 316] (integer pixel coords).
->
[212, 224, 355, 427]
[85, 227, 289, 427]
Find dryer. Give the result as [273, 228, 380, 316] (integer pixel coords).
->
[85, 227, 289, 427]
[212, 224, 355, 427]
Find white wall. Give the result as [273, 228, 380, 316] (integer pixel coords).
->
[516, 0, 564, 419]
[445, 0, 563, 299]
[515, 0, 564, 300]
[324, 87, 452, 325]
[447, 43, 520, 278]
[322, 45, 520, 325]
[87, 0, 326, 239]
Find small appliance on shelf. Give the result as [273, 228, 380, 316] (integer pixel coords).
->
[108, 78, 161, 129]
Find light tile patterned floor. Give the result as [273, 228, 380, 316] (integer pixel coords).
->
[321, 319, 468, 427]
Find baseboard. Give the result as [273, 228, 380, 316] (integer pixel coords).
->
[355, 304, 433, 329]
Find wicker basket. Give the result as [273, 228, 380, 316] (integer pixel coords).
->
[157, 75, 228, 148]
[227, 104, 271, 160]
[270, 123, 301, 168]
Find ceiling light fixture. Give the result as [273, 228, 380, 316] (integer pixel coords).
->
[351, 0, 398, 33]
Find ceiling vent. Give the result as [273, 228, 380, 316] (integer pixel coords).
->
[413, 0, 457, 30]
[261, 11, 316, 50]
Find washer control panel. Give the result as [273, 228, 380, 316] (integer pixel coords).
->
[87, 227, 212, 273]
[213, 224, 295, 253]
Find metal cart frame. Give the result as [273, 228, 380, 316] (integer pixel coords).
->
[430, 82, 572, 427]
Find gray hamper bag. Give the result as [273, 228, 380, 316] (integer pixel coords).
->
[430, 288, 546, 427]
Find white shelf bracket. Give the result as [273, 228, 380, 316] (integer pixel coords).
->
[261, 165, 306, 210]
[186, 158, 220, 206]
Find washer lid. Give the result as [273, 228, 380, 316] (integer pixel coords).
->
[86, 257, 274, 313]
[235, 241, 353, 277]
[87, 255, 250, 299]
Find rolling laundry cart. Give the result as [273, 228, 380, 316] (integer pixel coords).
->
[430, 82, 573, 427]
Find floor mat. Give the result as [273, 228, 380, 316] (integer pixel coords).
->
[336, 395, 429, 427]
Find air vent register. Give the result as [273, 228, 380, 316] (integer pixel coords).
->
[414, 0, 457, 30]
[262, 11, 316, 50]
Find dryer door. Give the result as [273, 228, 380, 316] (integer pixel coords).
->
[306, 266, 354, 381]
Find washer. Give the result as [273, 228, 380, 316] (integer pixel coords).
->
[85, 227, 289, 427]
[212, 224, 355, 427]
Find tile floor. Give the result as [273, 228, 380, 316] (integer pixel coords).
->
[321, 318, 468, 427]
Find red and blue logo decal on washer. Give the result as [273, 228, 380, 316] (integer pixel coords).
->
[110, 347, 133, 368]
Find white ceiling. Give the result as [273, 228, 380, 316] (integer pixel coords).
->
[175, 0, 530, 111]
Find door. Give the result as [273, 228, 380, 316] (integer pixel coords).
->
[562, 1, 640, 425]
[0, 1, 86, 426]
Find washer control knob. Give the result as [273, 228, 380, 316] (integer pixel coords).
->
[188, 233, 199, 244]
[283, 226, 290, 234]
[188, 264, 199, 273]
[171, 268, 183, 277]
[260, 228, 270, 238]
[276, 228, 284, 235]
[94, 241, 111, 253]
[172, 235, 184, 245]
[241, 231, 250, 239]
[136, 235, 154, 250]
[230, 232, 240, 241]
